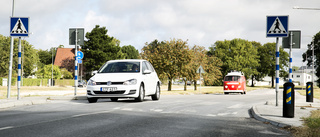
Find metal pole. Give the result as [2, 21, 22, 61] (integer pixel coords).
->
[17, 37, 21, 100]
[289, 32, 293, 82]
[275, 37, 280, 106]
[312, 39, 314, 84]
[74, 29, 78, 96]
[52, 47, 53, 86]
[7, 0, 15, 99]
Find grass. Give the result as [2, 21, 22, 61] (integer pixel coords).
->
[291, 87, 320, 137]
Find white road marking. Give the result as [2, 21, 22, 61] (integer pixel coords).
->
[0, 126, 14, 131]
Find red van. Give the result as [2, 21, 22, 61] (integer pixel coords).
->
[223, 71, 246, 94]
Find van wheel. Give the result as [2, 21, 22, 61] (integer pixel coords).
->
[135, 84, 144, 102]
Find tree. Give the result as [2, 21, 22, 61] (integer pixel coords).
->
[258, 42, 289, 87]
[208, 39, 259, 85]
[141, 39, 191, 91]
[36, 64, 61, 79]
[0, 35, 39, 78]
[181, 45, 222, 91]
[82, 25, 124, 79]
[121, 45, 139, 59]
[302, 31, 320, 87]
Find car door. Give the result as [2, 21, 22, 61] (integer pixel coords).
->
[142, 61, 156, 95]
[145, 61, 158, 95]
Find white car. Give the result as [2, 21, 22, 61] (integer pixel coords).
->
[86, 59, 161, 103]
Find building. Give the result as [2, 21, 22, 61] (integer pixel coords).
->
[291, 66, 318, 86]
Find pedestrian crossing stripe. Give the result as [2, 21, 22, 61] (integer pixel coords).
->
[10, 17, 29, 37]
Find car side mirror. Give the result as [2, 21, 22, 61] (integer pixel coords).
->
[143, 70, 152, 74]
[92, 70, 98, 76]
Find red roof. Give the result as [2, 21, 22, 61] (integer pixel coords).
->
[54, 48, 75, 67]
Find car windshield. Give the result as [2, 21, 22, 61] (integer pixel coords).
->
[99, 62, 140, 73]
[224, 76, 240, 81]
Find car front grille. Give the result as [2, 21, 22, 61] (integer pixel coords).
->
[93, 90, 126, 94]
[96, 82, 124, 85]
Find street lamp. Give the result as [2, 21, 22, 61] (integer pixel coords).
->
[293, 6, 320, 85]
[293, 6, 320, 10]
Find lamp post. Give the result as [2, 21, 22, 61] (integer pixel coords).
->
[293, 6, 320, 85]
[51, 47, 56, 86]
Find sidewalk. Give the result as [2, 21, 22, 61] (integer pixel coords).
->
[251, 90, 320, 128]
[0, 89, 87, 109]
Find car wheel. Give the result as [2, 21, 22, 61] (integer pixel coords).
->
[88, 97, 98, 103]
[151, 83, 160, 101]
[224, 92, 229, 95]
[135, 84, 144, 102]
[110, 97, 118, 102]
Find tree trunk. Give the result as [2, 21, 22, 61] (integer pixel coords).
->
[251, 75, 255, 87]
[168, 79, 172, 91]
[271, 76, 274, 88]
[184, 82, 187, 91]
[193, 80, 197, 91]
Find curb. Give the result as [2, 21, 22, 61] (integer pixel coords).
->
[250, 106, 291, 128]
[0, 96, 87, 109]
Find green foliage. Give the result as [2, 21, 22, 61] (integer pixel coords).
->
[302, 31, 320, 87]
[55, 79, 74, 86]
[208, 39, 260, 81]
[122, 45, 140, 59]
[37, 64, 61, 79]
[0, 35, 39, 78]
[257, 42, 289, 87]
[60, 68, 73, 79]
[141, 39, 191, 91]
[82, 25, 125, 79]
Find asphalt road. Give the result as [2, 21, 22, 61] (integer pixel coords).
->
[0, 89, 291, 137]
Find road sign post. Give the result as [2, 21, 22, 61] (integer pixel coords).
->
[266, 15, 289, 106]
[8, 16, 29, 99]
[197, 65, 205, 93]
[282, 30, 301, 83]
[69, 28, 84, 96]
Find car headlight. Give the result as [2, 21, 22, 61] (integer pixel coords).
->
[87, 79, 96, 86]
[123, 79, 137, 85]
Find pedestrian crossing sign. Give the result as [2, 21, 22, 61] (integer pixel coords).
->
[10, 17, 29, 37]
[266, 16, 288, 37]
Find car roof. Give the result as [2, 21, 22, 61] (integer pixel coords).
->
[107, 59, 147, 63]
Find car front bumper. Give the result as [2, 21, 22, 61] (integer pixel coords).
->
[86, 84, 140, 98]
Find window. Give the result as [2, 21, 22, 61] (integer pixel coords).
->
[296, 75, 300, 78]
[99, 62, 140, 73]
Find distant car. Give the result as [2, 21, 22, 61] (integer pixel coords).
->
[187, 81, 191, 86]
[78, 80, 86, 87]
[86, 59, 161, 103]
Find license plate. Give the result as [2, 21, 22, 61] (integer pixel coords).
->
[101, 87, 117, 92]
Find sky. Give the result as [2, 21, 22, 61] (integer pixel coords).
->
[0, 0, 320, 67]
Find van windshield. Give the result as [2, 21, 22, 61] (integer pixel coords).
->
[224, 76, 241, 81]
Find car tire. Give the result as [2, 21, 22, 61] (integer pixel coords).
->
[135, 84, 144, 102]
[151, 83, 160, 101]
[88, 97, 98, 103]
[224, 92, 229, 95]
[110, 97, 118, 102]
